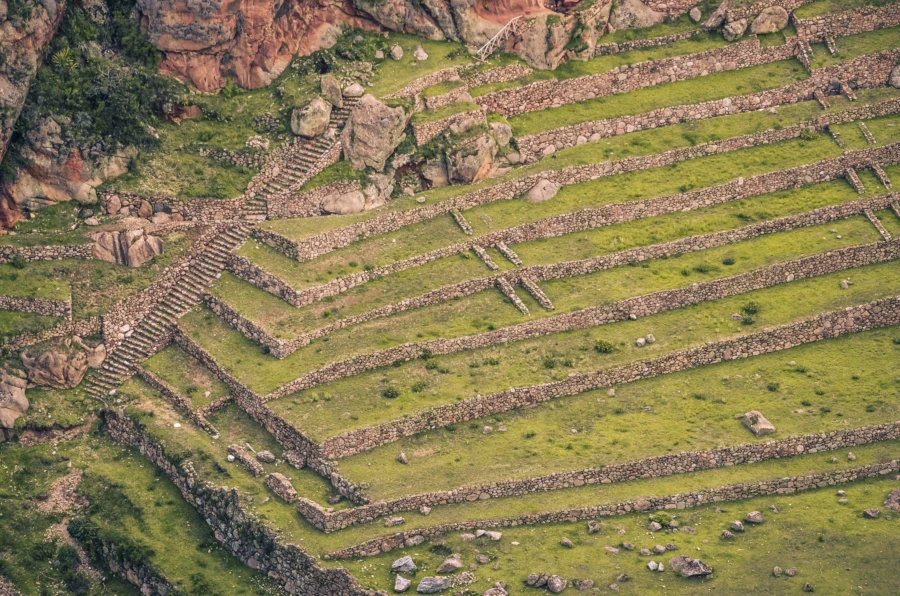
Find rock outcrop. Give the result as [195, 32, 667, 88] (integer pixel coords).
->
[91, 229, 164, 268]
[609, 0, 666, 30]
[291, 98, 332, 138]
[0, 371, 28, 442]
[21, 344, 91, 389]
[446, 133, 497, 185]
[750, 6, 789, 34]
[341, 94, 408, 171]
[322, 189, 366, 214]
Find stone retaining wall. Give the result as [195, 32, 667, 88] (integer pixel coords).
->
[260, 239, 900, 396]
[413, 109, 487, 146]
[385, 67, 462, 99]
[265, 180, 363, 219]
[725, 0, 815, 22]
[101, 192, 244, 223]
[0, 243, 92, 264]
[327, 459, 900, 558]
[317, 297, 900, 459]
[793, 3, 900, 40]
[2, 317, 100, 348]
[274, 99, 900, 263]
[387, 64, 533, 101]
[463, 64, 533, 89]
[102, 410, 382, 595]
[134, 365, 219, 436]
[424, 85, 471, 110]
[593, 29, 701, 56]
[232, 191, 900, 355]
[0, 295, 70, 318]
[515, 50, 900, 160]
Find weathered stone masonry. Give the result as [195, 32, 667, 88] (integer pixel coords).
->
[230, 142, 900, 314]
[265, 98, 900, 264]
[0, 295, 71, 319]
[792, 3, 900, 41]
[317, 297, 900, 459]
[327, 459, 900, 558]
[102, 410, 383, 596]
[0, 243, 93, 264]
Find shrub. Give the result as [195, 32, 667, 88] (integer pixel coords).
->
[740, 315, 756, 326]
[523, 431, 537, 439]
[381, 387, 400, 399]
[767, 383, 779, 392]
[722, 257, 735, 265]
[594, 339, 615, 354]
[9, 255, 26, 269]
[742, 301, 761, 315]
[411, 381, 426, 393]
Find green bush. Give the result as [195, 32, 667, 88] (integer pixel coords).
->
[594, 339, 615, 354]
[381, 387, 400, 399]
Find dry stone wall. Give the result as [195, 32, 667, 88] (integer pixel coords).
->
[101, 192, 244, 223]
[0, 244, 92, 264]
[258, 239, 900, 396]
[593, 29, 701, 56]
[0, 295, 70, 318]
[793, 3, 900, 40]
[413, 109, 487, 146]
[516, 50, 900, 160]
[266, 181, 363, 219]
[102, 410, 383, 596]
[317, 297, 900, 459]
[273, 99, 900, 263]
[319, 421, 900, 532]
[232, 191, 900, 355]
[134, 365, 219, 436]
[327, 459, 900, 558]
[2, 317, 101, 349]
[243, 143, 900, 313]
[726, 0, 815, 22]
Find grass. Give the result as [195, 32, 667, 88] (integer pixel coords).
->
[337, 325, 900, 501]
[194, 211, 889, 396]
[410, 101, 480, 125]
[0, 203, 93, 246]
[366, 34, 473, 98]
[509, 59, 807, 136]
[421, 80, 464, 98]
[0, 261, 72, 300]
[341, 474, 900, 594]
[142, 344, 230, 409]
[794, 0, 898, 18]
[268, 255, 898, 445]
[0, 310, 64, 343]
[808, 25, 900, 69]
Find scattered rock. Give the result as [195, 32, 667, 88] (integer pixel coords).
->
[744, 511, 765, 524]
[721, 530, 735, 540]
[484, 531, 502, 541]
[384, 516, 405, 527]
[405, 535, 425, 547]
[884, 488, 900, 511]
[483, 584, 508, 596]
[785, 567, 797, 577]
[665, 543, 678, 551]
[413, 46, 428, 61]
[375, 49, 385, 60]
[397, 452, 409, 464]
[417, 577, 450, 593]
[392, 555, 417, 574]
[669, 556, 713, 578]
[420, 506, 431, 515]
[635, 337, 647, 347]
[344, 82, 366, 97]
[547, 575, 567, 593]
[863, 508, 881, 519]
[773, 566, 783, 577]
[573, 579, 594, 591]
[648, 521, 662, 532]
[847, 452, 857, 461]
[390, 45, 404, 60]
[645, 334, 656, 344]
[395, 575, 411, 592]
[475, 554, 491, 565]
[621, 542, 634, 551]
[803, 583, 814, 592]
[730, 521, 744, 532]
[647, 561, 659, 571]
[653, 545, 666, 554]
[751, 6, 789, 34]
[291, 97, 332, 138]
[436, 554, 463, 574]
[689, 7, 702, 22]
[616, 573, 629, 582]
[608, 584, 618, 592]
[739, 411, 776, 436]
[560, 537, 574, 548]
[256, 450, 275, 463]
[604, 546, 619, 553]
[526, 179, 561, 203]
[639, 548, 652, 556]
[587, 521, 600, 534]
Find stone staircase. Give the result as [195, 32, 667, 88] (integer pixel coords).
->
[84, 223, 252, 400]
[241, 96, 360, 222]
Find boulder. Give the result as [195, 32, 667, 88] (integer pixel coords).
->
[0, 371, 28, 442]
[490, 122, 512, 147]
[744, 511, 765, 524]
[689, 7, 702, 23]
[609, 0, 665, 30]
[320, 74, 344, 108]
[436, 553, 462, 574]
[344, 82, 366, 97]
[446, 134, 497, 185]
[723, 19, 748, 41]
[863, 508, 880, 519]
[342, 95, 408, 171]
[730, 520, 744, 532]
[322, 190, 366, 215]
[291, 98, 332, 138]
[884, 488, 900, 511]
[423, 158, 450, 188]
[256, 450, 276, 463]
[751, 7, 789, 34]
[668, 556, 713, 578]
[395, 575, 412, 592]
[413, 45, 428, 61]
[890, 65, 900, 89]
[739, 410, 775, 436]
[547, 575, 568, 593]
[417, 577, 450, 593]
[526, 179, 561, 203]
[703, 0, 729, 29]
[392, 555, 417, 573]
[92, 229, 163, 268]
[264, 472, 298, 503]
[21, 345, 90, 389]
[483, 584, 508, 596]
[390, 45, 404, 60]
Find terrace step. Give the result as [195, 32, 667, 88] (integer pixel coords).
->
[496, 277, 529, 315]
[839, 81, 857, 102]
[520, 276, 555, 311]
[795, 39, 813, 73]
[814, 90, 830, 110]
[472, 245, 499, 271]
[846, 168, 866, 194]
[859, 122, 876, 145]
[864, 209, 892, 241]
[496, 241, 523, 267]
[824, 37, 837, 55]
[450, 209, 473, 235]
[828, 126, 844, 148]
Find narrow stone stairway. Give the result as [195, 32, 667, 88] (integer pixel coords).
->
[241, 96, 360, 221]
[84, 223, 252, 400]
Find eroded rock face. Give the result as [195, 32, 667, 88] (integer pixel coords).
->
[21, 345, 90, 389]
[322, 190, 366, 214]
[341, 94, 408, 171]
[889, 65, 900, 89]
[0, 371, 28, 442]
[609, 0, 665, 30]
[92, 229, 164, 268]
[0, 118, 134, 228]
[291, 97, 332, 138]
[446, 133, 497, 185]
[723, 18, 748, 41]
[321, 74, 344, 108]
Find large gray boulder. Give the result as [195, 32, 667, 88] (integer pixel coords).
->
[751, 6, 789, 34]
[342, 94, 408, 171]
[321, 190, 366, 215]
[21, 345, 90, 389]
[738, 410, 776, 436]
[92, 229, 163, 268]
[417, 576, 450, 593]
[291, 98, 332, 138]
[490, 122, 512, 147]
[446, 133, 497, 185]
[527, 179, 561, 203]
[890, 65, 900, 89]
[669, 556, 713, 578]
[320, 74, 344, 108]
[723, 19, 748, 41]
[609, 0, 665, 30]
[0, 371, 28, 442]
